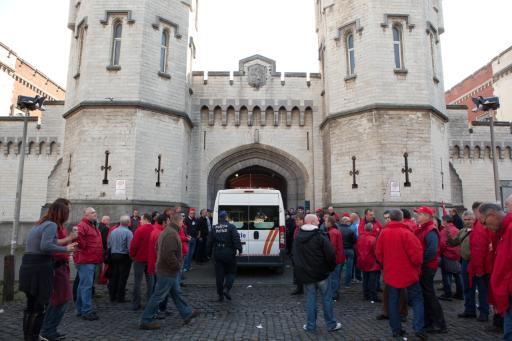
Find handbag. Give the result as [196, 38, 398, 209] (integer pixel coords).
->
[443, 258, 461, 274]
[104, 247, 112, 265]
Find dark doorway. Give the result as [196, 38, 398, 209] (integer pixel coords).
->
[225, 166, 287, 206]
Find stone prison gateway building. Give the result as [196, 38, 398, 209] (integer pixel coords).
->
[0, 0, 511, 246]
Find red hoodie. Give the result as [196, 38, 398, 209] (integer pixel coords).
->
[327, 226, 345, 265]
[440, 222, 461, 261]
[179, 225, 189, 257]
[147, 223, 165, 275]
[129, 223, 154, 262]
[489, 213, 512, 314]
[376, 221, 423, 288]
[468, 220, 494, 286]
[358, 218, 382, 237]
[356, 232, 380, 272]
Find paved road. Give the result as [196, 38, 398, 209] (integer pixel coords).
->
[0, 261, 502, 340]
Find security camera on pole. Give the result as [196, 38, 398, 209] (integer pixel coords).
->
[2, 95, 45, 303]
[471, 96, 501, 204]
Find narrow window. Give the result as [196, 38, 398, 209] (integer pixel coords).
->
[160, 30, 169, 73]
[429, 33, 436, 77]
[111, 21, 122, 66]
[77, 26, 85, 73]
[393, 26, 403, 69]
[346, 33, 355, 75]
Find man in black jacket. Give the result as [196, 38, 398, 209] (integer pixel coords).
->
[196, 209, 210, 263]
[338, 216, 356, 288]
[208, 211, 242, 302]
[293, 214, 342, 333]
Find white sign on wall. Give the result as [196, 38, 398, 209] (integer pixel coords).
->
[390, 180, 401, 197]
[115, 179, 126, 196]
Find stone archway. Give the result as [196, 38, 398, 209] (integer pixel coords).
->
[207, 144, 309, 209]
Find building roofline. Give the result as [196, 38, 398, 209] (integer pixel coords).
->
[0, 41, 66, 92]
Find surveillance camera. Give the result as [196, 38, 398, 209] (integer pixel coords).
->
[472, 96, 500, 112]
[16, 95, 46, 111]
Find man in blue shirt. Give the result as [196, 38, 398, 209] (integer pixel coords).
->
[107, 215, 133, 302]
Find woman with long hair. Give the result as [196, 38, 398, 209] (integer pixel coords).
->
[40, 198, 78, 341]
[19, 199, 77, 341]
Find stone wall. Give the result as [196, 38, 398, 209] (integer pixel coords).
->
[447, 106, 512, 208]
[0, 102, 66, 245]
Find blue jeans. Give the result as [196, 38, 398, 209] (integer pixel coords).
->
[76, 264, 96, 316]
[461, 259, 475, 314]
[363, 271, 378, 301]
[505, 299, 512, 341]
[140, 274, 192, 324]
[344, 249, 354, 287]
[389, 283, 424, 334]
[183, 238, 197, 271]
[473, 274, 490, 318]
[41, 303, 67, 337]
[304, 279, 338, 331]
[330, 264, 342, 298]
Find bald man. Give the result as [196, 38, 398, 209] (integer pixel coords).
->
[293, 214, 342, 332]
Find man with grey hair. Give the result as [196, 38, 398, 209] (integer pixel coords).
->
[294, 214, 342, 333]
[478, 203, 512, 341]
[446, 210, 474, 318]
[107, 215, 133, 303]
[74, 207, 103, 321]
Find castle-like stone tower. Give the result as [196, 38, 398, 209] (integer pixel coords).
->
[316, 0, 452, 209]
[52, 0, 199, 218]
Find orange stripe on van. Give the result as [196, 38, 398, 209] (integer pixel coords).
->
[262, 231, 273, 256]
[267, 230, 279, 255]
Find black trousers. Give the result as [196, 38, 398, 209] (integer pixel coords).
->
[108, 254, 132, 302]
[214, 252, 237, 297]
[196, 237, 208, 262]
[363, 271, 379, 301]
[420, 267, 446, 329]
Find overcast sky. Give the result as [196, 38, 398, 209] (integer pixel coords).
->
[0, 0, 511, 91]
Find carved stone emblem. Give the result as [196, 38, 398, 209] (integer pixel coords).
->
[247, 64, 267, 89]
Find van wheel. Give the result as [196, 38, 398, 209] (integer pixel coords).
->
[274, 266, 285, 275]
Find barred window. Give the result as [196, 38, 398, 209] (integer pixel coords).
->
[160, 29, 170, 73]
[393, 26, 404, 69]
[111, 21, 122, 66]
[346, 33, 355, 75]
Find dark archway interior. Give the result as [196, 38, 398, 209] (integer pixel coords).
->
[225, 166, 287, 207]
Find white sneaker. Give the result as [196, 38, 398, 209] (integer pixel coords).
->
[329, 322, 342, 332]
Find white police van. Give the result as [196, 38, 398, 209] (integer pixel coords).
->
[213, 189, 286, 271]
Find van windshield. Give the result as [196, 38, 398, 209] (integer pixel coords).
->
[218, 205, 279, 230]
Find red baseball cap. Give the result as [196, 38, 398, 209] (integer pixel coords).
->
[315, 208, 323, 212]
[342, 212, 350, 218]
[189, 208, 196, 213]
[415, 206, 434, 215]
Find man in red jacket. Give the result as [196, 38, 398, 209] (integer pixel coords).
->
[358, 208, 382, 236]
[74, 207, 103, 321]
[464, 201, 494, 322]
[357, 223, 381, 302]
[376, 209, 426, 339]
[414, 206, 447, 334]
[326, 216, 344, 301]
[130, 213, 154, 311]
[479, 202, 512, 340]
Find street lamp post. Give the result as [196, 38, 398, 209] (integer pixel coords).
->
[2, 95, 45, 302]
[472, 96, 501, 204]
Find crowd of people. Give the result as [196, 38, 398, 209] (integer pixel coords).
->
[287, 199, 512, 339]
[16, 195, 512, 340]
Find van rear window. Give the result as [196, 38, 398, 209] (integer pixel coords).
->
[218, 206, 249, 230]
[249, 206, 279, 230]
[219, 205, 279, 230]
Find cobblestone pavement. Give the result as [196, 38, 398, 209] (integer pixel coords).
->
[0, 262, 502, 340]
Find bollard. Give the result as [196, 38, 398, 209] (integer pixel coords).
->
[2, 254, 15, 302]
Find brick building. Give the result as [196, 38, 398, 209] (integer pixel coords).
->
[0, 41, 65, 118]
[446, 45, 512, 122]
[0, 0, 511, 247]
